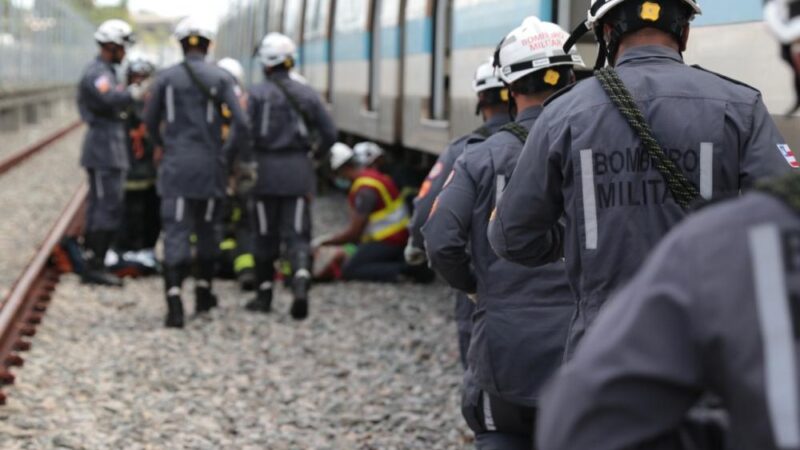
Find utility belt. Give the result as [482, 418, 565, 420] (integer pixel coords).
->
[254, 146, 310, 155]
[88, 108, 124, 123]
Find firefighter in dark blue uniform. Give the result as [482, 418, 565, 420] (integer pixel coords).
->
[424, 17, 583, 449]
[488, 0, 795, 359]
[77, 19, 141, 286]
[144, 17, 252, 328]
[245, 33, 337, 319]
[405, 59, 510, 369]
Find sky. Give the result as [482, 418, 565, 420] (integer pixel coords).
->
[96, 0, 233, 26]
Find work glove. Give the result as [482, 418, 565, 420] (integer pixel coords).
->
[127, 78, 152, 102]
[311, 234, 334, 249]
[235, 161, 258, 195]
[404, 242, 427, 266]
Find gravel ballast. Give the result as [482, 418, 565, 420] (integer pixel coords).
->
[0, 195, 472, 449]
[0, 129, 84, 299]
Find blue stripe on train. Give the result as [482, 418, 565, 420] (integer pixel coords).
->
[302, 0, 551, 65]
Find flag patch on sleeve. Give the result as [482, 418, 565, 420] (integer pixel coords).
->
[778, 144, 800, 169]
[94, 75, 112, 94]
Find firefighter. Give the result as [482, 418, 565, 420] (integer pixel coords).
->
[424, 17, 581, 448]
[245, 33, 337, 319]
[77, 19, 140, 286]
[144, 17, 252, 328]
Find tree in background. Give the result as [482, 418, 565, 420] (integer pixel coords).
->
[69, 0, 132, 25]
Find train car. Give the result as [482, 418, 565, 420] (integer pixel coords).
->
[682, 0, 799, 146]
[216, 0, 800, 155]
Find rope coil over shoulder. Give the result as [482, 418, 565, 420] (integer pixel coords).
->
[500, 122, 529, 144]
[595, 67, 700, 209]
[758, 173, 800, 214]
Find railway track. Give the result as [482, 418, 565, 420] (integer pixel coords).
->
[0, 122, 85, 404]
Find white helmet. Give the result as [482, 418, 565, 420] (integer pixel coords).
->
[330, 143, 355, 171]
[259, 33, 297, 68]
[218, 58, 245, 85]
[765, 0, 800, 44]
[94, 19, 135, 47]
[473, 58, 505, 93]
[174, 17, 216, 43]
[353, 142, 385, 167]
[496, 17, 584, 85]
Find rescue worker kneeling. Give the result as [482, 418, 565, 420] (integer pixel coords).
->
[317, 143, 431, 283]
[423, 17, 581, 449]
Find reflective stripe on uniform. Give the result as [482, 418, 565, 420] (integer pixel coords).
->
[580, 149, 598, 250]
[700, 143, 714, 200]
[207, 87, 217, 123]
[166, 85, 175, 123]
[496, 174, 506, 205]
[175, 197, 185, 222]
[260, 102, 270, 136]
[234, 253, 255, 273]
[482, 392, 497, 432]
[749, 224, 800, 449]
[205, 199, 216, 223]
[256, 201, 268, 236]
[294, 197, 305, 234]
[351, 177, 410, 243]
[95, 171, 105, 199]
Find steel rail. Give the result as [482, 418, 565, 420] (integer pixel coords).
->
[0, 183, 87, 404]
[0, 120, 83, 177]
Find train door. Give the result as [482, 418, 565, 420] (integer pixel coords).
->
[283, 0, 307, 68]
[327, 0, 337, 103]
[430, 0, 451, 120]
[268, 0, 286, 34]
[367, 0, 383, 111]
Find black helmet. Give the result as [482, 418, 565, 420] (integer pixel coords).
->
[563, 0, 702, 69]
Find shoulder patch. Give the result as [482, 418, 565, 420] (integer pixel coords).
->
[778, 144, 800, 169]
[544, 80, 579, 107]
[94, 74, 112, 94]
[691, 65, 760, 94]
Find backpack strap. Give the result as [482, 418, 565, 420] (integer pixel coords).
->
[595, 67, 701, 210]
[499, 122, 529, 144]
[181, 61, 224, 116]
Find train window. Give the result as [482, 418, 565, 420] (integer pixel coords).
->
[430, 0, 452, 121]
[367, 0, 382, 111]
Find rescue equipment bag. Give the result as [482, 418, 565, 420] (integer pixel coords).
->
[595, 67, 702, 210]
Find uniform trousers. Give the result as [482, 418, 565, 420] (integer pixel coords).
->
[161, 197, 222, 266]
[86, 169, 125, 233]
[250, 195, 312, 279]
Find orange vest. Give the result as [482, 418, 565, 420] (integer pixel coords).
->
[348, 169, 410, 246]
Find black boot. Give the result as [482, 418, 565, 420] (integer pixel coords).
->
[165, 295, 184, 328]
[290, 269, 311, 320]
[246, 261, 274, 313]
[195, 260, 218, 314]
[246, 284, 273, 313]
[81, 232, 123, 287]
[164, 265, 186, 328]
